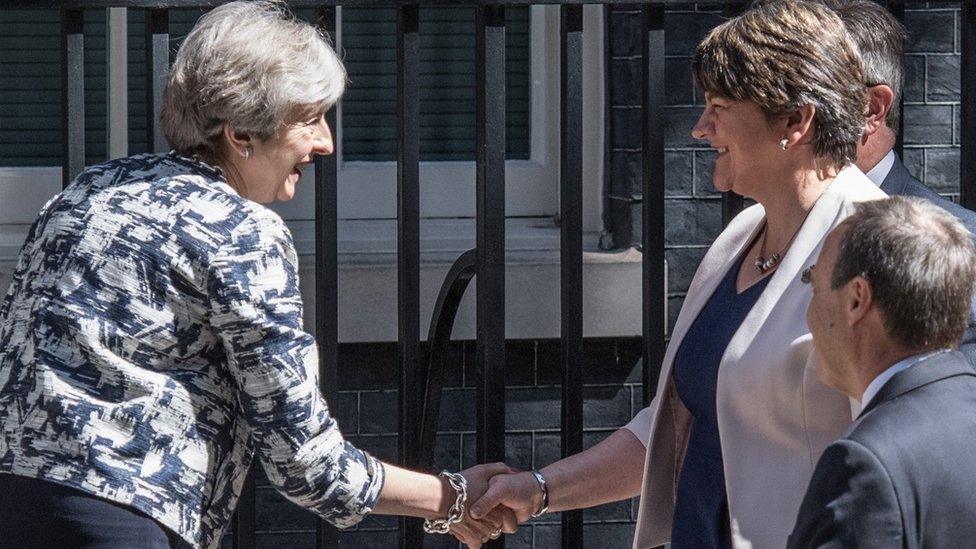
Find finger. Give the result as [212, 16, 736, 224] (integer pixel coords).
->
[469, 477, 507, 519]
[478, 461, 513, 477]
[498, 506, 519, 533]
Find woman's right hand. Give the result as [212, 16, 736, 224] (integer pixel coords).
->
[468, 471, 544, 524]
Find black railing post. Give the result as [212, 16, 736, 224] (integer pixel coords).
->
[559, 4, 584, 547]
[146, 8, 169, 153]
[642, 4, 666, 408]
[396, 4, 423, 548]
[60, 8, 84, 187]
[313, 9, 341, 549]
[475, 8, 507, 543]
[232, 468, 256, 549]
[961, 1, 976, 210]
[720, 2, 745, 227]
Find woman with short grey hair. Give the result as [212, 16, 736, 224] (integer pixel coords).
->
[0, 2, 510, 548]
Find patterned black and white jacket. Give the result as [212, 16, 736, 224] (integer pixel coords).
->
[0, 153, 385, 548]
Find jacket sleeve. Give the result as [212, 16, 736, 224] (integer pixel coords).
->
[208, 214, 385, 529]
[787, 439, 903, 549]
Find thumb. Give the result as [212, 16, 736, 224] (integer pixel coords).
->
[469, 478, 506, 519]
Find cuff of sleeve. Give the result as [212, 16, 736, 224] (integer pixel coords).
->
[622, 406, 652, 448]
[328, 446, 387, 529]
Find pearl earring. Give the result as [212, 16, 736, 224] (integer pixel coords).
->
[779, 138, 789, 151]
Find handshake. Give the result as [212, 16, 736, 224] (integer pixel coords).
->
[444, 462, 551, 548]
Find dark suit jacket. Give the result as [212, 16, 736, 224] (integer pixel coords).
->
[881, 155, 976, 364]
[787, 351, 976, 549]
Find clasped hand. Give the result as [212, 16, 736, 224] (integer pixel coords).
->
[450, 463, 545, 548]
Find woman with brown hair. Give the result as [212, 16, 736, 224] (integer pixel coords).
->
[469, 2, 885, 547]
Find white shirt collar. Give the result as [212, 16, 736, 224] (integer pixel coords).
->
[860, 349, 949, 408]
[864, 149, 896, 187]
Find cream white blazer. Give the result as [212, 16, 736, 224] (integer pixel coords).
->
[626, 166, 886, 549]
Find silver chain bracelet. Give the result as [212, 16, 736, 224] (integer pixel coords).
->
[423, 471, 468, 534]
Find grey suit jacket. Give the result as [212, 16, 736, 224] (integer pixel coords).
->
[881, 155, 976, 364]
[787, 351, 976, 549]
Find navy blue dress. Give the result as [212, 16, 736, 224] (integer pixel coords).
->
[669, 254, 771, 549]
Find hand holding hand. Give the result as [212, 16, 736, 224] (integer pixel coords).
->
[447, 462, 520, 547]
[469, 470, 545, 524]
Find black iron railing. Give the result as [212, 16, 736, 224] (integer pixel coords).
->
[9, 1, 975, 548]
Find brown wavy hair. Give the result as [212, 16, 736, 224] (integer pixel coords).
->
[693, 0, 866, 169]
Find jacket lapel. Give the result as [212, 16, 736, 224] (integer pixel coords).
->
[858, 351, 975, 418]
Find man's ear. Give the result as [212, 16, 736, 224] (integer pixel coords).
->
[783, 104, 816, 149]
[222, 123, 253, 158]
[845, 276, 874, 326]
[864, 84, 895, 136]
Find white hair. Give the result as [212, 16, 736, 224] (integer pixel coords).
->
[160, 0, 346, 162]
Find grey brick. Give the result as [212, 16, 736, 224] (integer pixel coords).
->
[584, 338, 642, 385]
[502, 526, 534, 548]
[617, 338, 644, 385]
[903, 148, 925, 181]
[337, 342, 397, 390]
[359, 390, 397, 434]
[668, 296, 685, 336]
[665, 106, 704, 148]
[612, 106, 642, 150]
[582, 522, 636, 548]
[666, 247, 707, 294]
[665, 11, 725, 56]
[583, 385, 632, 428]
[507, 432, 534, 471]
[610, 150, 641, 199]
[507, 387, 560, 430]
[666, 150, 694, 197]
[906, 11, 955, 53]
[347, 434, 397, 462]
[903, 104, 953, 145]
[609, 57, 642, 106]
[694, 149, 722, 197]
[955, 105, 961, 145]
[432, 433, 464, 472]
[438, 387, 477, 431]
[333, 391, 359, 434]
[666, 56, 695, 106]
[255, 487, 317, 531]
[903, 55, 925, 103]
[533, 433, 561, 469]
[925, 147, 960, 194]
[256, 532, 316, 549]
[609, 10, 641, 58]
[665, 199, 722, 246]
[534, 524, 561, 547]
[927, 55, 960, 102]
[336, 530, 398, 548]
[505, 339, 537, 387]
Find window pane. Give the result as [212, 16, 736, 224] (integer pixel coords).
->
[341, 7, 530, 161]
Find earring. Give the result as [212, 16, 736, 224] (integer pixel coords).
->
[243, 145, 253, 159]
[779, 138, 789, 151]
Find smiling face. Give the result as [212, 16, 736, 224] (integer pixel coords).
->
[806, 221, 854, 395]
[691, 94, 785, 197]
[232, 108, 334, 203]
